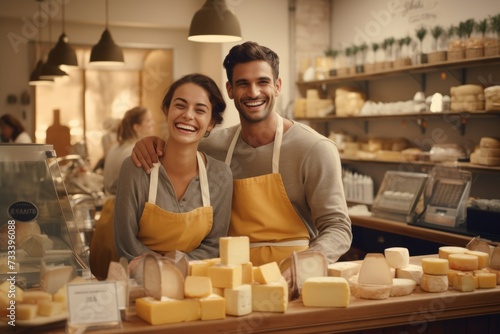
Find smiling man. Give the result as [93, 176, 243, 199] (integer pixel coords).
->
[132, 41, 352, 268]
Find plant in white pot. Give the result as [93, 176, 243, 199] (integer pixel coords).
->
[415, 26, 428, 64]
[372, 42, 383, 71]
[428, 25, 446, 63]
[463, 18, 484, 58]
[324, 48, 339, 77]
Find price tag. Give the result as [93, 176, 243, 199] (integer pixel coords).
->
[67, 282, 121, 328]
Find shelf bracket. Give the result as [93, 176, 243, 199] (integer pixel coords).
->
[444, 68, 466, 85]
[416, 117, 427, 134]
[408, 73, 426, 92]
[460, 115, 466, 136]
[364, 120, 369, 134]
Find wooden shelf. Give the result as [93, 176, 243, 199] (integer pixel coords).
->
[297, 54, 500, 90]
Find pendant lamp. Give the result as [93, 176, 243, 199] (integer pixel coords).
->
[188, 0, 242, 43]
[45, 1, 78, 69]
[40, 7, 68, 79]
[29, 0, 53, 85]
[90, 0, 124, 65]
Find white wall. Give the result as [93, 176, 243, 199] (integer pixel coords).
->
[0, 0, 290, 135]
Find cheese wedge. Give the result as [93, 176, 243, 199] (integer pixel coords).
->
[384, 247, 410, 269]
[143, 255, 184, 300]
[420, 273, 448, 293]
[224, 284, 252, 316]
[199, 294, 225, 321]
[327, 262, 361, 279]
[254, 262, 283, 284]
[358, 253, 393, 285]
[302, 277, 350, 307]
[220, 236, 250, 265]
[421, 258, 449, 275]
[252, 280, 288, 313]
[136, 297, 201, 325]
[390, 278, 416, 297]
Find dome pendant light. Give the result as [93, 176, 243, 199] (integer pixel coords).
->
[29, 0, 53, 85]
[45, 2, 78, 69]
[40, 8, 68, 79]
[188, 0, 242, 43]
[90, 0, 124, 66]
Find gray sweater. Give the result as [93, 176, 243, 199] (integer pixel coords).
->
[114, 155, 233, 261]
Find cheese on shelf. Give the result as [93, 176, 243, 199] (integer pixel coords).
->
[302, 277, 350, 307]
[252, 280, 288, 313]
[199, 294, 226, 321]
[184, 276, 212, 298]
[384, 247, 410, 269]
[350, 281, 391, 300]
[37, 300, 64, 317]
[327, 262, 361, 279]
[224, 284, 252, 316]
[220, 236, 250, 266]
[438, 246, 467, 260]
[453, 272, 475, 292]
[390, 278, 416, 297]
[358, 253, 393, 285]
[465, 250, 490, 269]
[420, 273, 448, 293]
[475, 272, 497, 289]
[421, 258, 449, 275]
[448, 253, 479, 271]
[253, 262, 283, 284]
[208, 264, 242, 289]
[136, 297, 201, 325]
[396, 264, 423, 285]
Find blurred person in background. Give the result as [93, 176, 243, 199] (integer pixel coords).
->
[0, 113, 32, 143]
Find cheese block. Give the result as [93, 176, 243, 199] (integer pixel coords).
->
[136, 297, 201, 325]
[358, 253, 393, 285]
[143, 255, 184, 300]
[0, 280, 24, 302]
[20, 234, 54, 257]
[189, 260, 210, 276]
[252, 280, 288, 313]
[420, 273, 448, 293]
[16, 304, 38, 320]
[390, 278, 416, 297]
[421, 258, 449, 275]
[302, 277, 350, 308]
[327, 262, 361, 279]
[475, 272, 497, 289]
[254, 262, 283, 284]
[384, 247, 410, 269]
[208, 264, 242, 289]
[489, 246, 500, 270]
[199, 294, 226, 321]
[465, 250, 490, 269]
[486, 267, 500, 284]
[184, 276, 212, 298]
[438, 246, 467, 260]
[212, 287, 224, 297]
[453, 272, 475, 292]
[37, 300, 64, 317]
[241, 262, 254, 284]
[204, 258, 221, 266]
[220, 236, 250, 265]
[448, 253, 479, 271]
[40, 263, 74, 294]
[21, 290, 52, 304]
[396, 264, 423, 285]
[224, 284, 252, 316]
[447, 269, 462, 283]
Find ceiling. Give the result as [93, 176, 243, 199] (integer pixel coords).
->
[0, 0, 205, 29]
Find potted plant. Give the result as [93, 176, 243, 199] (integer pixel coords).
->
[371, 42, 383, 71]
[486, 13, 500, 56]
[415, 26, 428, 64]
[394, 36, 412, 67]
[356, 43, 368, 73]
[463, 18, 483, 58]
[428, 25, 446, 63]
[384, 37, 395, 69]
[324, 48, 339, 77]
[447, 24, 464, 60]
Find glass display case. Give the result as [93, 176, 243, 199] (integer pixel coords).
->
[0, 144, 89, 288]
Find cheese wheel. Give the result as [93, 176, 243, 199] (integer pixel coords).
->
[396, 264, 423, 285]
[453, 272, 475, 292]
[390, 278, 416, 297]
[475, 273, 497, 289]
[327, 262, 361, 279]
[384, 247, 410, 269]
[465, 250, 490, 269]
[143, 255, 185, 300]
[420, 273, 448, 293]
[351, 282, 391, 300]
[438, 246, 467, 260]
[421, 258, 449, 275]
[358, 253, 393, 285]
[448, 254, 479, 271]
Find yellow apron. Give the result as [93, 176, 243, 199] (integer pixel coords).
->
[225, 115, 309, 266]
[138, 152, 213, 253]
[89, 197, 119, 280]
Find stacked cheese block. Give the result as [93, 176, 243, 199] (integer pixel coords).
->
[484, 86, 500, 111]
[450, 84, 485, 112]
[0, 276, 87, 321]
[470, 137, 500, 166]
[335, 87, 366, 117]
[135, 236, 290, 326]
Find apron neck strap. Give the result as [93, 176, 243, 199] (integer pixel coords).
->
[225, 114, 283, 174]
[148, 152, 210, 206]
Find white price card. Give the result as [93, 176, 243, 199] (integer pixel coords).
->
[67, 282, 121, 327]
